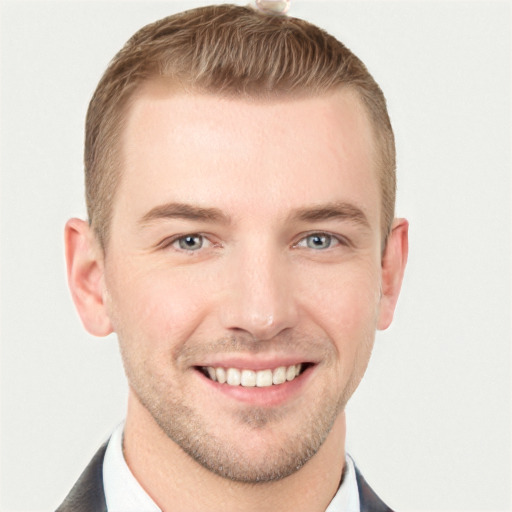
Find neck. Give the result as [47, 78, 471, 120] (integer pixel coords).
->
[123, 390, 346, 512]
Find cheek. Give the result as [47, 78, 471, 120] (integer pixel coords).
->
[105, 262, 211, 352]
[298, 260, 381, 352]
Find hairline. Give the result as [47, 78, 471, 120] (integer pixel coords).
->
[92, 78, 392, 253]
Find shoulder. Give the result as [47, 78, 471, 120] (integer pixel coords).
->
[56, 443, 394, 512]
[55, 442, 108, 512]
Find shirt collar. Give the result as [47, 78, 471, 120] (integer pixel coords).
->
[103, 422, 160, 512]
[103, 421, 360, 512]
[325, 453, 360, 512]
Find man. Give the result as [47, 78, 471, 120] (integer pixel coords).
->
[59, 3, 408, 511]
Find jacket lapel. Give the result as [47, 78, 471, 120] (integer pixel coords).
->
[355, 465, 394, 512]
[56, 442, 108, 512]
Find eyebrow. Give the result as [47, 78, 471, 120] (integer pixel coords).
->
[139, 201, 370, 229]
[139, 202, 231, 226]
[290, 202, 371, 228]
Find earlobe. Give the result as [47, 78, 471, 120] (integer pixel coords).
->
[64, 218, 113, 337]
[377, 218, 409, 330]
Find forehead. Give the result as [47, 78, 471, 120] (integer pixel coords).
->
[115, 84, 379, 227]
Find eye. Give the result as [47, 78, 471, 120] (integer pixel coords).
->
[296, 233, 339, 250]
[174, 234, 205, 251]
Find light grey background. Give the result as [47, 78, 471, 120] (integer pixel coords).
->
[0, 1, 510, 510]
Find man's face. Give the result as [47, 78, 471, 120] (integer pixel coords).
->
[104, 85, 385, 482]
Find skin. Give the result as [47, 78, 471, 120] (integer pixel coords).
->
[65, 84, 408, 512]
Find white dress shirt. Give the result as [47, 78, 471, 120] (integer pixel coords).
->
[103, 422, 360, 512]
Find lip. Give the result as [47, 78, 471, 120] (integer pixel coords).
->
[194, 362, 315, 407]
[193, 355, 317, 372]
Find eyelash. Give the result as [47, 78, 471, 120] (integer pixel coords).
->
[159, 233, 216, 252]
[159, 231, 349, 253]
[293, 232, 349, 251]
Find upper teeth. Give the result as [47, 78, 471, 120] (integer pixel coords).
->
[205, 364, 302, 387]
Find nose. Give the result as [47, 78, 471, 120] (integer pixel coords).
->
[218, 242, 299, 341]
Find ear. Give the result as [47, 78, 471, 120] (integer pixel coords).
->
[65, 218, 113, 337]
[377, 218, 409, 330]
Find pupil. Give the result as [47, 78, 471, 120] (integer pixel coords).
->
[180, 235, 202, 250]
[309, 234, 329, 249]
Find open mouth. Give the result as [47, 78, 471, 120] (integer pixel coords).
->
[197, 363, 313, 388]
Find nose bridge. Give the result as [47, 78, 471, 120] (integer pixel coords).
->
[219, 237, 298, 340]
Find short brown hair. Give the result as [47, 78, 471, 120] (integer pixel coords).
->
[85, 4, 395, 248]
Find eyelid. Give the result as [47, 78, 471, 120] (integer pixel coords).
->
[293, 231, 350, 249]
[155, 231, 349, 251]
[156, 233, 219, 251]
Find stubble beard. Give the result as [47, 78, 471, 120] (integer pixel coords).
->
[120, 333, 374, 484]
[132, 381, 344, 483]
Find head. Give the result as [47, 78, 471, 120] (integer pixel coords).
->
[84, 4, 396, 250]
[66, 4, 408, 485]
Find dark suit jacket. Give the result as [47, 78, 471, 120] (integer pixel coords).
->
[56, 443, 394, 512]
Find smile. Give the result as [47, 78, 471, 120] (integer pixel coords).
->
[200, 364, 306, 388]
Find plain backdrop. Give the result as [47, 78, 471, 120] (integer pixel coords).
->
[0, 1, 510, 511]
